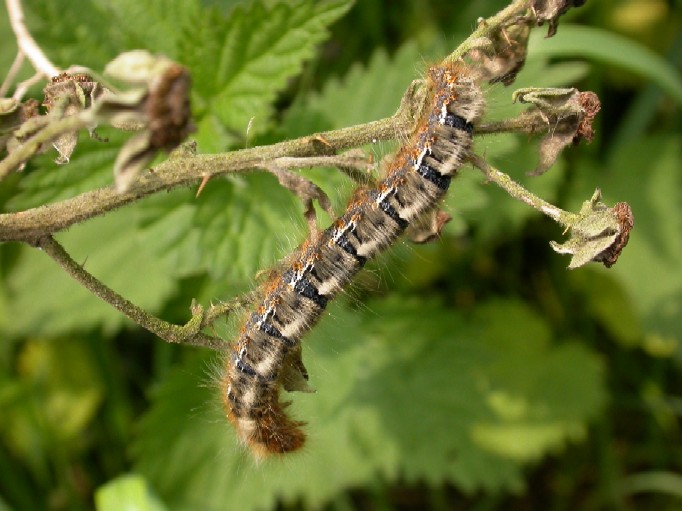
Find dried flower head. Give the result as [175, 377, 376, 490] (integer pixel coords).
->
[42, 72, 106, 164]
[99, 50, 194, 192]
[550, 189, 634, 269]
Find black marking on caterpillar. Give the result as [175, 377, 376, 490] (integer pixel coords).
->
[223, 62, 484, 457]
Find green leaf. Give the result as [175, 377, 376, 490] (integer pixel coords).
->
[95, 474, 169, 511]
[283, 41, 423, 136]
[4, 207, 176, 337]
[25, 0, 201, 69]
[528, 25, 682, 108]
[184, 0, 354, 151]
[138, 172, 307, 289]
[89, 0, 201, 57]
[22, 0, 122, 70]
[134, 297, 604, 509]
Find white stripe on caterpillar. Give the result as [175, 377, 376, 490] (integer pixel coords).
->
[223, 62, 484, 457]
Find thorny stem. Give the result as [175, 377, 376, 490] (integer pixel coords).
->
[5, 0, 60, 78]
[0, 98, 556, 241]
[0, 114, 405, 242]
[470, 154, 576, 227]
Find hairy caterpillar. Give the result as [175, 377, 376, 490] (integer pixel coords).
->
[223, 62, 484, 457]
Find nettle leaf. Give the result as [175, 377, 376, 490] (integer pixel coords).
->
[27, 0, 202, 69]
[182, 0, 354, 151]
[89, 0, 201, 57]
[136, 0, 355, 289]
[138, 172, 307, 291]
[283, 41, 423, 136]
[134, 297, 604, 510]
[4, 207, 176, 337]
[24, 0, 119, 69]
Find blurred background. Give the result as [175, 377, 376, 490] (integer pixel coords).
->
[1, 0, 681, 510]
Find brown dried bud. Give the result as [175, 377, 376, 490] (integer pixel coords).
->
[593, 202, 634, 268]
[43, 73, 103, 112]
[100, 51, 194, 192]
[575, 91, 601, 143]
[145, 63, 193, 151]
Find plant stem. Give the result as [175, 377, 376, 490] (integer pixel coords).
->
[5, 0, 60, 77]
[36, 235, 228, 350]
[445, 0, 531, 62]
[470, 154, 576, 227]
[0, 113, 406, 242]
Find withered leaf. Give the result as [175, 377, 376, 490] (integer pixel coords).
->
[514, 88, 600, 175]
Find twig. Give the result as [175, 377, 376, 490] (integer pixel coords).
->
[11, 71, 44, 101]
[0, 50, 24, 97]
[6, 0, 60, 78]
[445, 0, 530, 62]
[36, 235, 229, 350]
[469, 153, 576, 227]
[475, 114, 547, 135]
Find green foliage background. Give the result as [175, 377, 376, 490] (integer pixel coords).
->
[1, 0, 681, 510]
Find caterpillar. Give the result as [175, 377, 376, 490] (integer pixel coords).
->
[223, 62, 484, 457]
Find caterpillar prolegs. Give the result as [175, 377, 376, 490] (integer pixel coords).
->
[223, 63, 484, 457]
